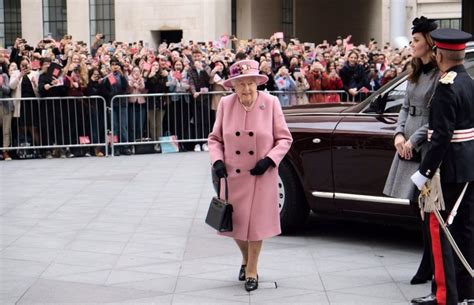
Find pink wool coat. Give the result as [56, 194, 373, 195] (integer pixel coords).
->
[208, 92, 293, 241]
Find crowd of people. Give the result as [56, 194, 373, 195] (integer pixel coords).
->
[0, 33, 414, 160]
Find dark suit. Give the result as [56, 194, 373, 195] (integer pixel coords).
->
[420, 64, 474, 304]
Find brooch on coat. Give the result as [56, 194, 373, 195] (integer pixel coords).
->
[259, 104, 265, 110]
[439, 71, 457, 84]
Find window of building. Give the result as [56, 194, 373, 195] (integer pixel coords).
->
[43, 0, 68, 40]
[89, 0, 115, 44]
[282, 0, 293, 39]
[0, 0, 22, 48]
[231, 0, 236, 36]
[434, 18, 462, 30]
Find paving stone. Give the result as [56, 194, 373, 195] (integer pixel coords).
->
[1, 154, 426, 305]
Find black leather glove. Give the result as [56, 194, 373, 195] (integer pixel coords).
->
[213, 160, 227, 178]
[250, 157, 275, 176]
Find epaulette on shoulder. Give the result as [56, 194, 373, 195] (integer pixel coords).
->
[439, 71, 457, 85]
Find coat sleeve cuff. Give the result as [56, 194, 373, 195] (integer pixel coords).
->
[265, 156, 276, 167]
[410, 171, 428, 191]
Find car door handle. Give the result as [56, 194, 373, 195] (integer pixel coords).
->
[312, 138, 321, 144]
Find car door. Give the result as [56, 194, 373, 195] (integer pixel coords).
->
[285, 114, 341, 212]
[330, 79, 413, 215]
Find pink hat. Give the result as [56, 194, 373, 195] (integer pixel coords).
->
[223, 59, 268, 88]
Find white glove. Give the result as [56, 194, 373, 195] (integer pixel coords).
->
[411, 171, 428, 191]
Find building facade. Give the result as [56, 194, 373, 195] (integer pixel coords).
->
[235, 0, 462, 47]
[0, 0, 463, 49]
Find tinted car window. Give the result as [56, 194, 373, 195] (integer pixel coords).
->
[384, 80, 407, 113]
[361, 80, 407, 114]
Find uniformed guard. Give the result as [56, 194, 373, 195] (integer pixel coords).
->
[411, 28, 474, 305]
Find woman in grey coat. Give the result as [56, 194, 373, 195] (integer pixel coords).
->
[383, 16, 438, 285]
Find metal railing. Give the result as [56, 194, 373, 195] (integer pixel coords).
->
[0, 96, 108, 157]
[109, 92, 230, 155]
[1, 90, 373, 158]
[268, 90, 372, 105]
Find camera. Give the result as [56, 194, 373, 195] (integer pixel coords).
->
[24, 45, 34, 51]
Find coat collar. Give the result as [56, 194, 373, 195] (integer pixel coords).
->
[446, 64, 466, 74]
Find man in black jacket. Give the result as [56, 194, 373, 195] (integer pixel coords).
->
[411, 28, 474, 305]
[187, 48, 211, 151]
[145, 61, 168, 143]
[37, 58, 69, 157]
[101, 57, 130, 155]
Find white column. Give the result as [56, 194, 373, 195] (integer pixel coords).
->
[390, 0, 409, 48]
[21, 0, 43, 44]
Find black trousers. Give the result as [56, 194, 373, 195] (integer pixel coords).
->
[428, 182, 474, 305]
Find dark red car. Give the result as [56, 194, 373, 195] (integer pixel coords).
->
[278, 45, 474, 232]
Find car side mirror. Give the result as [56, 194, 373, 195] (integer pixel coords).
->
[368, 92, 388, 114]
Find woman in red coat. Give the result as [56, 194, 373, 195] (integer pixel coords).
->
[306, 61, 329, 103]
[208, 60, 293, 292]
[324, 60, 343, 102]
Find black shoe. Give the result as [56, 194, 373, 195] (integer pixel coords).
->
[410, 274, 431, 285]
[245, 277, 258, 292]
[238, 265, 246, 281]
[411, 294, 436, 305]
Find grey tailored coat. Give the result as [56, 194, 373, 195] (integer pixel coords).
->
[383, 65, 439, 201]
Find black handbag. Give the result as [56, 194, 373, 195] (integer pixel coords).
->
[205, 177, 233, 232]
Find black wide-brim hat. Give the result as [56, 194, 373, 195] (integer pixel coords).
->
[411, 16, 438, 34]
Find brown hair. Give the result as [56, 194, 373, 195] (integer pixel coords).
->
[407, 32, 437, 83]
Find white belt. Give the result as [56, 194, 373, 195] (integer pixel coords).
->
[427, 128, 474, 142]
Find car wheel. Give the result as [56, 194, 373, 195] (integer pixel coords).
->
[278, 159, 310, 233]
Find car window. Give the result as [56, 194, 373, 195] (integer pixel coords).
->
[384, 80, 407, 113]
[362, 80, 407, 114]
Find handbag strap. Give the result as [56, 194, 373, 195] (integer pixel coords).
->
[218, 177, 229, 202]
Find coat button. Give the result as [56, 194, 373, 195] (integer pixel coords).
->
[249, 151, 254, 155]
[236, 131, 240, 136]
[236, 169, 241, 173]
[249, 132, 254, 136]
[236, 150, 241, 155]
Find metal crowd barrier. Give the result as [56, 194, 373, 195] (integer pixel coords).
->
[0, 96, 108, 158]
[109, 92, 231, 156]
[268, 90, 372, 105]
[109, 90, 371, 155]
[1, 90, 373, 159]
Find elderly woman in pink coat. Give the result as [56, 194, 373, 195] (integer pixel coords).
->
[208, 59, 293, 292]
